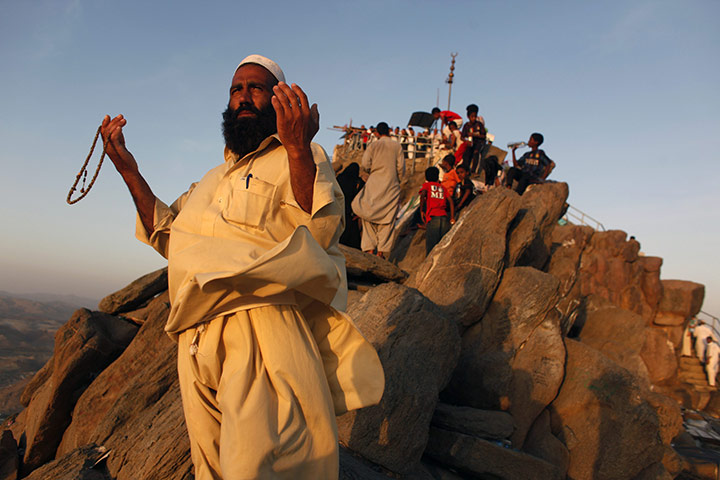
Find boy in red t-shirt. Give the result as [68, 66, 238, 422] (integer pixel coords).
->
[420, 166, 456, 255]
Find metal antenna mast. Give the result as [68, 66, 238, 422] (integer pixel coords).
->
[446, 52, 458, 111]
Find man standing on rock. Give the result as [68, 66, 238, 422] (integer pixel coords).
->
[351, 122, 405, 258]
[100, 55, 384, 480]
[694, 320, 713, 364]
[706, 336, 720, 387]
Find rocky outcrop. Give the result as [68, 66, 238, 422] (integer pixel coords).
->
[0, 181, 708, 480]
[15, 309, 138, 472]
[444, 267, 565, 448]
[337, 283, 460, 474]
[408, 187, 521, 328]
[507, 181, 569, 268]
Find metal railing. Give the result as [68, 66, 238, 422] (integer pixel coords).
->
[338, 129, 440, 175]
[697, 311, 720, 341]
[563, 204, 606, 231]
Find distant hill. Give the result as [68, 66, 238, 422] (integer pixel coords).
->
[0, 291, 84, 393]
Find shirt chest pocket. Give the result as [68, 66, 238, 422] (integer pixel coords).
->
[222, 176, 277, 230]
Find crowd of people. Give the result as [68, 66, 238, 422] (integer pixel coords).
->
[337, 103, 557, 257]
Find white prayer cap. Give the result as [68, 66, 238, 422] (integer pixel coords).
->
[236, 55, 286, 83]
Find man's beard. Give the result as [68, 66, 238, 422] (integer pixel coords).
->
[222, 103, 277, 157]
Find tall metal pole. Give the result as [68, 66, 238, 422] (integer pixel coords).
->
[446, 52, 458, 111]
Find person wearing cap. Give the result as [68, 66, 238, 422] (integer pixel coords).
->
[100, 55, 384, 480]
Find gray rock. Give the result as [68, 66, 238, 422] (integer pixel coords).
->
[0, 430, 18, 480]
[408, 187, 521, 328]
[431, 403, 515, 440]
[338, 283, 461, 474]
[425, 427, 563, 480]
[444, 267, 565, 448]
[19, 309, 138, 472]
[56, 292, 193, 480]
[389, 228, 427, 276]
[508, 182, 569, 269]
[341, 244, 408, 283]
[658, 279, 705, 318]
[523, 409, 570, 476]
[339, 447, 395, 479]
[640, 328, 678, 384]
[420, 458, 467, 480]
[22, 445, 112, 480]
[577, 295, 652, 385]
[98, 268, 168, 315]
[544, 223, 595, 334]
[549, 339, 665, 480]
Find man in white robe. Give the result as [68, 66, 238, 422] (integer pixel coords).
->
[706, 336, 720, 387]
[351, 122, 404, 258]
[694, 321, 713, 364]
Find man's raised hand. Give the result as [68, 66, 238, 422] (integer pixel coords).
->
[101, 114, 138, 175]
[271, 82, 319, 156]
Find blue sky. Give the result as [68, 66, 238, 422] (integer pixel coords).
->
[1, 0, 718, 314]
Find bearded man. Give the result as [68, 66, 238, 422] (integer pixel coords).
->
[100, 55, 384, 480]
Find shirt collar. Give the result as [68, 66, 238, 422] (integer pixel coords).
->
[223, 133, 282, 165]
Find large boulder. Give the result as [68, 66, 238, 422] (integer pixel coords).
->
[576, 294, 652, 385]
[543, 223, 595, 334]
[337, 283, 460, 474]
[549, 339, 666, 480]
[407, 187, 521, 328]
[657, 279, 705, 318]
[56, 292, 193, 480]
[507, 182, 569, 269]
[18, 309, 138, 472]
[444, 267, 565, 448]
[522, 409, 570, 476]
[340, 244, 408, 283]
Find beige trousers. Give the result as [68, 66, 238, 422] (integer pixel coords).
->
[177, 305, 339, 480]
[360, 219, 395, 255]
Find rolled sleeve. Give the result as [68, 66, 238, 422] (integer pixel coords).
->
[135, 183, 196, 258]
[288, 144, 344, 250]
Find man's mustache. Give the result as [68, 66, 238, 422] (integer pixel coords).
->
[234, 104, 261, 116]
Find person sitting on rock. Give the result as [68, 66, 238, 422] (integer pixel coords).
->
[694, 321, 713, 364]
[505, 132, 556, 195]
[706, 336, 720, 387]
[420, 166, 455, 255]
[454, 163, 476, 212]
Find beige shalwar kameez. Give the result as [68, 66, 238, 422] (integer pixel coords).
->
[136, 135, 384, 480]
[351, 136, 404, 254]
